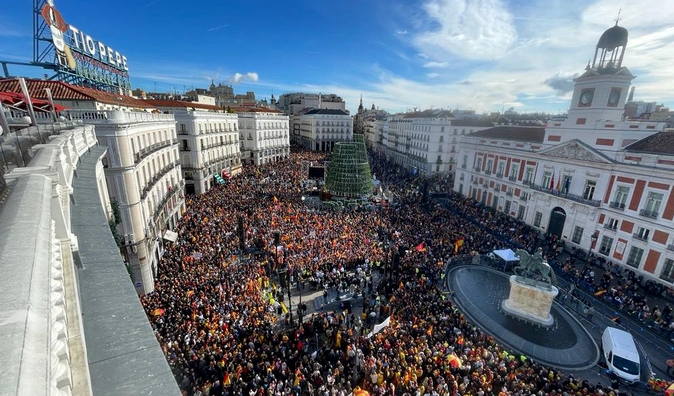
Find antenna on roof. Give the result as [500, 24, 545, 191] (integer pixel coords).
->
[614, 8, 622, 25]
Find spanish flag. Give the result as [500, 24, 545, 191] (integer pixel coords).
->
[454, 237, 464, 253]
[223, 372, 231, 386]
[186, 290, 195, 298]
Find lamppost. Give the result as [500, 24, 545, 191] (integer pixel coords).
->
[586, 231, 599, 272]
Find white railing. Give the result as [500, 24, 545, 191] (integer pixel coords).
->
[63, 110, 175, 124]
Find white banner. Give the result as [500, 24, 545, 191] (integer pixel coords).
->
[366, 316, 390, 338]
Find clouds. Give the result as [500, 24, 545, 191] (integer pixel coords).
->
[423, 61, 448, 68]
[544, 73, 578, 95]
[229, 72, 259, 84]
[207, 24, 229, 32]
[413, 0, 517, 61]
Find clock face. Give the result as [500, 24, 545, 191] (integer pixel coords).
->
[580, 90, 594, 105]
[609, 89, 621, 105]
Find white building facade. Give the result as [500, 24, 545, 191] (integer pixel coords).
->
[144, 100, 241, 195]
[67, 110, 185, 294]
[385, 110, 491, 180]
[238, 109, 290, 165]
[296, 109, 353, 152]
[454, 24, 674, 286]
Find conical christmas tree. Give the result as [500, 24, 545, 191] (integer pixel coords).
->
[324, 135, 372, 198]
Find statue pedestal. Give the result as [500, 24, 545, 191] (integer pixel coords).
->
[501, 275, 558, 327]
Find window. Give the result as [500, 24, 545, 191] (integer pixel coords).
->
[524, 168, 534, 184]
[606, 218, 619, 230]
[561, 175, 572, 193]
[497, 163, 505, 177]
[583, 180, 597, 200]
[476, 158, 483, 171]
[510, 165, 519, 181]
[542, 171, 552, 189]
[626, 246, 644, 268]
[486, 160, 493, 174]
[599, 236, 613, 255]
[534, 212, 542, 227]
[641, 192, 663, 218]
[517, 205, 525, 220]
[572, 226, 584, 244]
[660, 258, 674, 283]
[634, 227, 650, 241]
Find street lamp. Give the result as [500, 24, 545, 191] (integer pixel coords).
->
[586, 231, 599, 272]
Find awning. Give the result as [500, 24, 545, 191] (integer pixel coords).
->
[163, 230, 178, 242]
[493, 249, 520, 262]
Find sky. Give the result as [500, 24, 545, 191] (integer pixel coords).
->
[2, 0, 674, 115]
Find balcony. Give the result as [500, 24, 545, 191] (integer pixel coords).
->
[496, 173, 504, 178]
[639, 209, 659, 219]
[632, 233, 649, 242]
[667, 244, 674, 252]
[603, 223, 617, 231]
[461, 164, 466, 169]
[528, 183, 601, 207]
[474, 167, 481, 172]
[520, 195, 528, 202]
[178, 130, 189, 135]
[508, 176, 517, 182]
[505, 191, 513, 197]
[609, 201, 626, 210]
[484, 170, 492, 175]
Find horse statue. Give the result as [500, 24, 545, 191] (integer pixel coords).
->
[514, 247, 558, 285]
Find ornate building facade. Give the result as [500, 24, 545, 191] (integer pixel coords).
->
[454, 24, 674, 286]
[237, 108, 290, 165]
[144, 99, 241, 195]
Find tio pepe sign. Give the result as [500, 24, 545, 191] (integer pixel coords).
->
[41, 0, 128, 73]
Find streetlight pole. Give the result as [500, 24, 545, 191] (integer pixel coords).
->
[585, 231, 598, 273]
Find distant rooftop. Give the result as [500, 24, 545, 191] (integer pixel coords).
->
[624, 131, 674, 155]
[143, 99, 222, 111]
[467, 126, 546, 143]
[303, 108, 350, 115]
[402, 109, 454, 119]
[452, 119, 495, 127]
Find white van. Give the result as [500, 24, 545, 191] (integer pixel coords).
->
[601, 327, 641, 383]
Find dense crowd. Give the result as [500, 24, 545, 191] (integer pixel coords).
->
[141, 148, 671, 396]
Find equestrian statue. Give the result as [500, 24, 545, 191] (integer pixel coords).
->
[514, 247, 557, 285]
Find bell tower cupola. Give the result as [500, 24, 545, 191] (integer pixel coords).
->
[567, 19, 634, 123]
[591, 22, 628, 71]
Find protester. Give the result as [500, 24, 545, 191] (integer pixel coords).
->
[141, 147, 660, 396]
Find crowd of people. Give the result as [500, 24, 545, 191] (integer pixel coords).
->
[141, 148, 672, 396]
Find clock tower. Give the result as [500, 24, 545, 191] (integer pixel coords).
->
[568, 23, 634, 124]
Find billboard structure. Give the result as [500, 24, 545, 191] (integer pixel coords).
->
[29, 0, 131, 94]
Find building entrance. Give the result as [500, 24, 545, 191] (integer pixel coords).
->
[548, 207, 566, 238]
